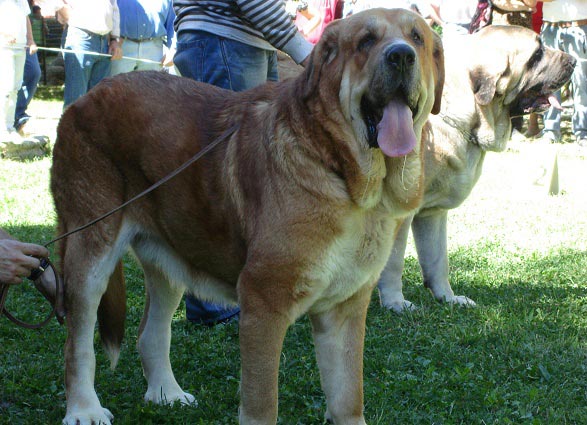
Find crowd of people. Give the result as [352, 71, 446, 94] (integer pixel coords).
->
[1, 0, 586, 324]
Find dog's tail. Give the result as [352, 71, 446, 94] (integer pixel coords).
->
[97, 261, 126, 370]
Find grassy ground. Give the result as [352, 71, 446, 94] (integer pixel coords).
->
[1, 90, 587, 424]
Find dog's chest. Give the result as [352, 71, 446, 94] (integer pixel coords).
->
[423, 131, 486, 211]
[307, 212, 396, 313]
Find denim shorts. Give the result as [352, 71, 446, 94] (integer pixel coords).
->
[174, 31, 278, 91]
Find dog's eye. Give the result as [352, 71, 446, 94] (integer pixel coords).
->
[527, 47, 543, 68]
[411, 28, 423, 46]
[358, 33, 377, 52]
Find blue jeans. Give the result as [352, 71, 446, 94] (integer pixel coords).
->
[174, 30, 278, 91]
[15, 49, 41, 126]
[175, 31, 278, 324]
[541, 23, 587, 140]
[63, 26, 112, 107]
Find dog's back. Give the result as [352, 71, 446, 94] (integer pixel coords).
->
[52, 72, 264, 285]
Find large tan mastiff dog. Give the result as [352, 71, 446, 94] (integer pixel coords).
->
[377, 25, 576, 313]
[51, 9, 443, 424]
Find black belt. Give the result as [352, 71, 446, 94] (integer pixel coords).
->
[121, 36, 157, 42]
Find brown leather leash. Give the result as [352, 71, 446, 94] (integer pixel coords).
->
[1, 124, 238, 329]
[0, 258, 65, 329]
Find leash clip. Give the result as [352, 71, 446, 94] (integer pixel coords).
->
[28, 257, 49, 281]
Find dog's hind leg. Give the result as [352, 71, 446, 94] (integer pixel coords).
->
[137, 260, 196, 406]
[309, 283, 372, 425]
[62, 234, 126, 425]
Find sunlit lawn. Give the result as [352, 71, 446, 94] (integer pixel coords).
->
[1, 90, 587, 424]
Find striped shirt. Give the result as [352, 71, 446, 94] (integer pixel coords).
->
[174, 0, 313, 63]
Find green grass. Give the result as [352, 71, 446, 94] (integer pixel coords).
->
[34, 85, 64, 102]
[1, 99, 587, 424]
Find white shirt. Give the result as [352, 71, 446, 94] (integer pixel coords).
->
[543, 0, 587, 22]
[37, 0, 120, 36]
[0, 0, 30, 45]
[68, 0, 120, 36]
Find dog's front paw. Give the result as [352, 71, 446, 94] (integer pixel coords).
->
[381, 298, 417, 314]
[445, 295, 476, 307]
[145, 387, 197, 406]
[62, 407, 113, 425]
[324, 409, 367, 425]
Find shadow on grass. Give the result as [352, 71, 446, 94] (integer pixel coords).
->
[2, 232, 587, 424]
[366, 242, 587, 423]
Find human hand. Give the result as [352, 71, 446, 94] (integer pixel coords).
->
[109, 39, 123, 60]
[29, 42, 38, 54]
[0, 239, 49, 284]
[161, 48, 175, 67]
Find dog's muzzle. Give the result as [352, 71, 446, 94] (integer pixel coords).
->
[385, 42, 416, 76]
[361, 42, 419, 156]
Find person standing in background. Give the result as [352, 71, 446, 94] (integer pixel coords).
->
[539, 0, 587, 147]
[490, 0, 537, 27]
[173, 0, 313, 325]
[294, 0, 340, 44]
[0, 0, 37, 143]
[14, 3, 43, 135]
[55, 0, 123, 107]
[110, 0, 176, 76]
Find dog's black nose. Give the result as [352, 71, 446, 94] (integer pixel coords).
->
[385, 43, 416, 73]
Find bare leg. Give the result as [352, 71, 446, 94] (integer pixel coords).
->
[526, 113, 541, 137]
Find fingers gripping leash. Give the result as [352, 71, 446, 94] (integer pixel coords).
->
[0, 257, 65, 329]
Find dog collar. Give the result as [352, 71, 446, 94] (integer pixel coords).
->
[439, 113, 480, 147]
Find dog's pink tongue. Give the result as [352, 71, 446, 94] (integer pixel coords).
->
[376, 100, 417, 157]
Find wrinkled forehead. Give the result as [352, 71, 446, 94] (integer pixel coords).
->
[471, 25, 542, 64]
[341, 8, 430, 44]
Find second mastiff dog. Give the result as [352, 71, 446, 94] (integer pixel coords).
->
[377, 25, 576, 313]
[51, 8, 444, 425]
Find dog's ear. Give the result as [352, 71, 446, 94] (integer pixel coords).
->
[469, 66, 498, 106]
[468, 39, 509, 106]
[431, 32, 444, 115]
[302, 21, 340, 100]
